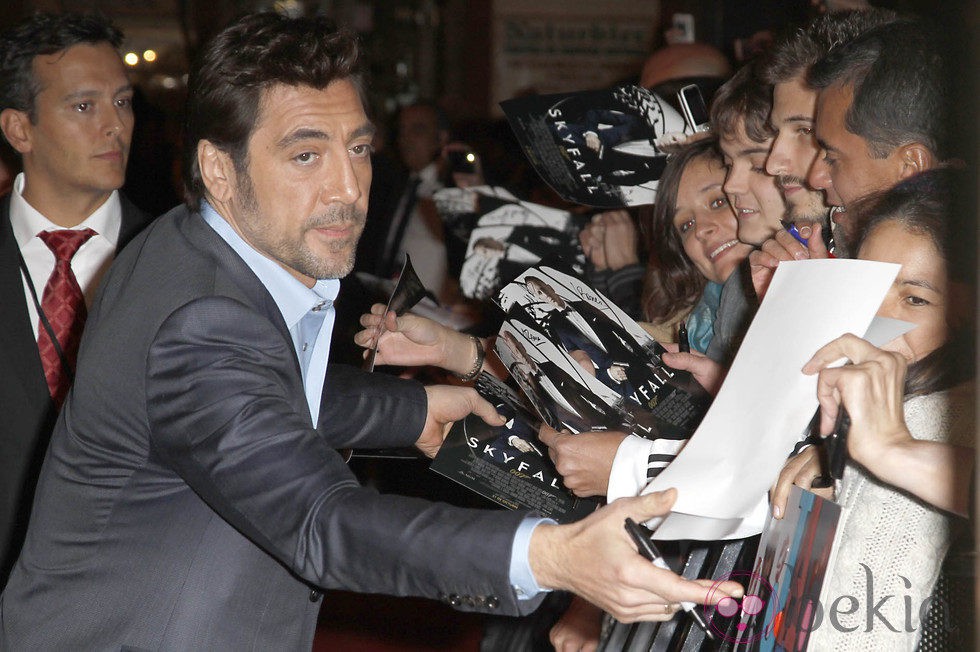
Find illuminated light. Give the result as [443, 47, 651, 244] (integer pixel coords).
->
[124, 52, 139, 66]
[465, 153, 476, 163]
[143, 49, 157, 62]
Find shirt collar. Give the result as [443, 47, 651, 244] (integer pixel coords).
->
[9, 172, 122, 249]
[200, 201, 339, 330]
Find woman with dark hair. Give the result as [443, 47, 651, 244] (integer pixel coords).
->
[637, 137, 752, 350]
[773, 169, 975, 650]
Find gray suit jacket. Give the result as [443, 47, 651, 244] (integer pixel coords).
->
[0, 193, 152, 586]
[0, 206, 536, 650]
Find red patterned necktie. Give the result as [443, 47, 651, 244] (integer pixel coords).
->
[36, 228, 97, 407]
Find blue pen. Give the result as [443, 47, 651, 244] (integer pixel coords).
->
[781, 220, 809, 247]
[782, 220, 836, 258]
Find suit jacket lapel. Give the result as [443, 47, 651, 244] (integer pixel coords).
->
[179, 211, 295, 351]
[0, 197, 51, 404]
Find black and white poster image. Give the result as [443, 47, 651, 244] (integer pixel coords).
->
[438, 186, 588, 300]
[363, 255, 428, 372]
[494, 320, 629, 435]
[499, 265, 711, 438]
[429, 382, 600, 524]
[501, 85, 688, 208]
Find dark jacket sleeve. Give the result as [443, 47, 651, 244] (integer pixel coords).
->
[145, 296, 542, 615]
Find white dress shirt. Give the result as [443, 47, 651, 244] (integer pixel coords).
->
[10, 173, 122, 339]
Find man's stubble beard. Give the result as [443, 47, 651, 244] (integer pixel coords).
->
[236, 171, 366, 280]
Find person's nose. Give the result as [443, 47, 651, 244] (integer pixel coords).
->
[807, 152, 832, 191]
[723, 163, 748, 197]
[321, 153, 363, 205]
[765, 133, 789, 177]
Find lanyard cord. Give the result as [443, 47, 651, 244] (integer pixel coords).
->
[17, 250, 75, 384]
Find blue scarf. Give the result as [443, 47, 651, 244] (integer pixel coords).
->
[684, 281, 723, 354]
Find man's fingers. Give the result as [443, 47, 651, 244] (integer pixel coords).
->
[469, 393, 506, 426]
[624, 488, 677, 522]
[537, 424, 561, 448]
[773, 229, 810, 260]
[749, 248, 780, 270]
[807, 223, 829, 258]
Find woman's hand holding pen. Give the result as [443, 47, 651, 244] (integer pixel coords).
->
[801, 333, 910, 467]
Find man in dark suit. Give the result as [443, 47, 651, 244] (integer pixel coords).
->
[0, 13, 737, 650]
[0, 12, 152, 585]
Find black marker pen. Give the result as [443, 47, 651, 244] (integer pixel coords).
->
[624, 518, 715, 641]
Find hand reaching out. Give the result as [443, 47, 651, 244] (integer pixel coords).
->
[750, 224, 829, 302]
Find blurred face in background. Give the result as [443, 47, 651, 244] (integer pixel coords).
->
[397, 104, 446, 173]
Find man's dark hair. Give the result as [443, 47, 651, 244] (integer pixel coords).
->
[758, 9, 897, 86]
[709, 61, 772, 144]
[809, 20, 949, 159]
[0, 12, 123, 120]
[183, 12, 363, 206]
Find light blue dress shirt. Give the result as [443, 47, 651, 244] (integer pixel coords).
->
[202, 201, 548, 601]
[202, 202, 337, 425]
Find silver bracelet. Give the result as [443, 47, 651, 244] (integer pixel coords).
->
[456, 335, 485, 382]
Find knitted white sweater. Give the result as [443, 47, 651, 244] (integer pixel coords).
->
[807, 382, 975, 651]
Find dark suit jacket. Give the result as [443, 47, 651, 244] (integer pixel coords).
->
[0, 205, 536, 649]
[0, 193, 152, 586]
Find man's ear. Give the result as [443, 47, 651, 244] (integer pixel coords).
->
[197, 140, 235, 203]
[0, 108, 33, 155]
[896, 142, 937, 180]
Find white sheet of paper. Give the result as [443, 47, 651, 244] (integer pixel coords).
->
[644, 259, 899, 538]
[648, 316, 917, 541]
[863, 316, 916, 348]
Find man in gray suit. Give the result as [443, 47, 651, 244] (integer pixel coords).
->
[0, 13, 739, 649]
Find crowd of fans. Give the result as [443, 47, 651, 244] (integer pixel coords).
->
[0, 4, 974, 652]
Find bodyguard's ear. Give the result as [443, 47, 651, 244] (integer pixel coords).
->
[197, 140, 235, 203]
[897, 142, 937, 180]
[0, 108, 32, 155]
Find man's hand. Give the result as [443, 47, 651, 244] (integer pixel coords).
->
[579, 220, 608, 270]
[529, 489, 744, 623]
[600, 210, 640, 271]
[550, 596, 603, 652]
[749, 224, 829, 301]
[538, 426, 627, 497]
[661, 350, 726, 396]
[769, 447, 831, 519]
[418, 386, 505, 457]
